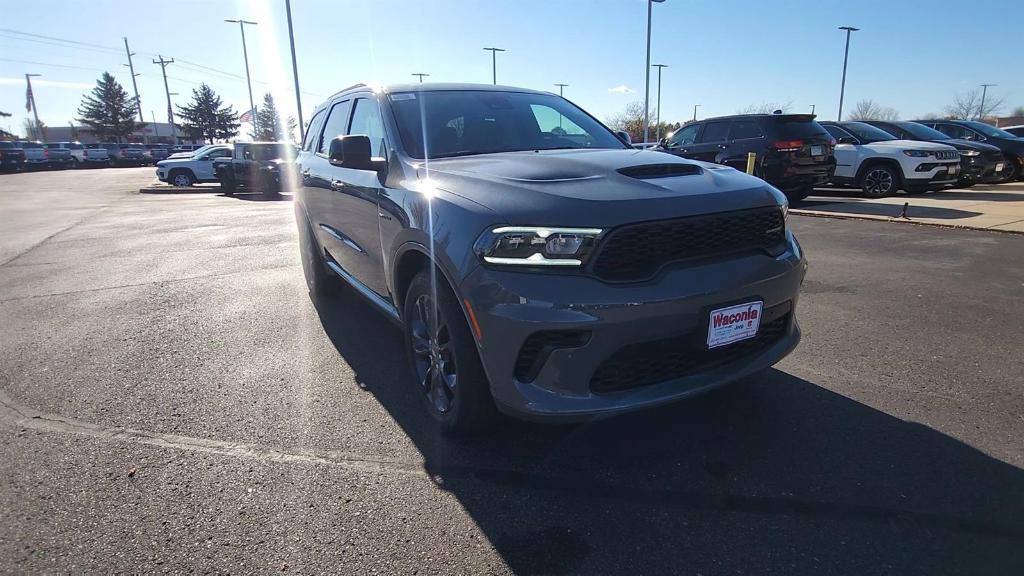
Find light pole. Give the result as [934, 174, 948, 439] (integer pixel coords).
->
[837, 26, 859, 121]
[652, 64, 667, 141]
[642, 0, 666, 146]
[225, 18, 259, 134]
[810, 104, 816, 115]
[412, 73, 430, 83]
[692, 104, 700, 121]
[554, 83, 568, 97]
[483, 47, 505, 84]
[25, 73, 42, 140]
[284, 0, 304, 142]
[979, 83, 996, 120]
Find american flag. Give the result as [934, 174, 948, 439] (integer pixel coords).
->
[240, 109, 254, 122]
[25, 84, 33, 112]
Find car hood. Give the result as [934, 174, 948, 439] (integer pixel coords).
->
[418, 148, 783, 227]
[938, 139, 1002, 152]
[865, 139, 958, 151]
[158, 157, 200, 166]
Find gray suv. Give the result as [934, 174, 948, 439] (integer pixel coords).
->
[295, 83, 806, 433]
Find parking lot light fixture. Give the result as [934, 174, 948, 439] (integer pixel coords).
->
[412, 73, 430, 83]
[483, 47, 505, 84]
[837, 26, 860, 121]
[225, 19, 259, 134]
[642, 0, 666, 147]
[652, 64, 668, 142]
[693, 104, 700, 122]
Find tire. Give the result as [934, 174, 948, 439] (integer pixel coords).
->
[221, 178, 236, 196]
[999, 156, 1020, 183]
[71, 158, 80, 169]
[295, 202, 339, 298]
[170, 170, 195, 187]
[784, 187, 811, 203]
[261, 175, 279, 199]
[860, 164, 899, 198]
[403, 270, 495, 435]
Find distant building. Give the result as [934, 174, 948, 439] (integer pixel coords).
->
[40, 123, 203, 145]
[993, 115, 1024, 128]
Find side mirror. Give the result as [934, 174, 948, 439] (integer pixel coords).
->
[837, 137, 857, 145]
[329, 135, 382, 171]
[615, 130, 632, 145]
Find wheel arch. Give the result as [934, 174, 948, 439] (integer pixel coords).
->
[392, 242, 466, 317]
[855, 157, 904, 187]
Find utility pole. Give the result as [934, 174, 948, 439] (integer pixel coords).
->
[152, 56, 177, 145]
[412, 73, 430, 83]
[693, 104, 700, 121]
[123, 37, 144, 124]
[979, 83, 996, 121]
[483, 47, 504, 84]
[25, 74, 42, 140]
[642, 0, 666, 147]
[652, 64, 667, 141]
[225, 18, 259, 134]
[554, 83, 568, 97]
[837, 26, 859, 121]
[284, 0, 304, 142]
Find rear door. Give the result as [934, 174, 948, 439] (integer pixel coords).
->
[722, 119, 765, 170]
[688, 121, 731, 163]
[822, 124, 859, 180]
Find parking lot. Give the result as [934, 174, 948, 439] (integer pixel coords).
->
[1, 168, 1023, 573]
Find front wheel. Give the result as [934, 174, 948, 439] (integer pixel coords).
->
[170, 170, 195, 187]
[403, 271, 495, 434]
[860, 165, 899, 198]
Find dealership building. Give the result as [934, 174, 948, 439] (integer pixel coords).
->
[39, 122, 203, 145]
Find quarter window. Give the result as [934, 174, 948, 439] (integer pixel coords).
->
[698, 121, 730, 143]
[348, 98, 386, 157]
[318, 100, 352, 154]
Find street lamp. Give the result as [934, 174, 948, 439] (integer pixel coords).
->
[837, 26, 859, 121]
[810, 104, 816, 115]
[554, 83, 568, 97]
[483, 47, 505, 85]
[652, 64, 668, 141]
[225, 18, 259, 133]
[642, 0, 666, 146]
[979, 84, 996, 120]
[412, 73, 430, 83]
[692, 104, 700, 121]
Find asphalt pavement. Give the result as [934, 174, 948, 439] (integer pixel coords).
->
[1, 168, 1022, 574]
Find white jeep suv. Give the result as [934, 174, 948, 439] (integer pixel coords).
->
[821, 121, 961, 197]
[155, 145, 232, 186]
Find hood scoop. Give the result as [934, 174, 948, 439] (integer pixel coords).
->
[617, 163, 703, 179]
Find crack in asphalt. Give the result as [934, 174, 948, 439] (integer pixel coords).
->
[0, 207, 111, 268]
[2, 389, 1022, 541]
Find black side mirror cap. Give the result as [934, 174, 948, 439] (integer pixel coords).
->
[615, 130, 632, 145]
[329, 135, 385, 171]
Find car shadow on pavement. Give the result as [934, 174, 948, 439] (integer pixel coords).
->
[312, 286, 1024, 575]
[219, 192, 293, 202]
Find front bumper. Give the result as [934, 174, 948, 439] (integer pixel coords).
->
[461, 231, 807, 421]
[156, 168, 167, 181]
[959, 154, 1004, 184]
[905, 162, 959, 190]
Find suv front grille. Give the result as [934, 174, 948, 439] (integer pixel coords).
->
[589, 302, 792, 394]
[591, 207, 786, 282]
[935, 150, 959, 160]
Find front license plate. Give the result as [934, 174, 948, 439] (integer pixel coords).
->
[810, 145, 824, 156]
[707, 301, 763, 349]
[996, 162, 1005, 172]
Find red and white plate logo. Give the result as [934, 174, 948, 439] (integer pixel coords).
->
[707, 301, 763, 348]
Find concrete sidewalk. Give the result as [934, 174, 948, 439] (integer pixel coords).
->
[792, 181, 1024, 233]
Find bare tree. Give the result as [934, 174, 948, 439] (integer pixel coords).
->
[1012, 106, 1024, 117]
[606, 101, 675, 143]
[944, 89, 1006, 120]
[737, 100, 794, 115]
[847, 99, 900, 121]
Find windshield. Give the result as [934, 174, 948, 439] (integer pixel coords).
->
[842, 122, 897, 143]
[187, 145, 215, 155]
[44, 143, 64, 149]
[388, 90, 627, 159]
[20, 141, 43, 148]
[963, 121, 1016, 138]
[895, 122, 951, 140]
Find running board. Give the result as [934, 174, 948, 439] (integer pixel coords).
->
[324, 260, 401, 324]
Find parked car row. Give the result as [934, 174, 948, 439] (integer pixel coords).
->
[656, 115, 1024, 200]
[0, 141, 206, 172]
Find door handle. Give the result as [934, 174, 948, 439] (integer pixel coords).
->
[717, 144, 728, 149]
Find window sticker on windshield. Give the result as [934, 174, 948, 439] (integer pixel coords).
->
[390, 93, 415, 101]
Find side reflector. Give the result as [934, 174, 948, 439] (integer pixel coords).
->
[463, 298, 483, 342]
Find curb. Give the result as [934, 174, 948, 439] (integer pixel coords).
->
[138, 186, 222, 194]
[790, 209, 1024, 236]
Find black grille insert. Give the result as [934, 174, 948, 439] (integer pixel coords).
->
[618, 163, 703, 179]
[515, 330, 591, 382]
[592, 207, 786, 282]
[589, 302, 792, 394]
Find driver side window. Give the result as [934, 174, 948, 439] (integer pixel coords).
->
[669, 124, 700, 147]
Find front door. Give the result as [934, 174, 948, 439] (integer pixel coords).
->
[660, 123, 701, 158]
[688, 120, 731, 164]
[195, 147, 232, 181]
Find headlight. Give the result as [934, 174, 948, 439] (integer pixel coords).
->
[474, 226, 603, 267]
[902, 150, 932, 157]
[959, 150, 980, 157]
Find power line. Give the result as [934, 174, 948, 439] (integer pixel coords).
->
[0, 28, 123, 52]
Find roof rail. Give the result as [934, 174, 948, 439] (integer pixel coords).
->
[325, 83, 368, 101]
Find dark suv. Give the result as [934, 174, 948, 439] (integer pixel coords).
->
[863, 120, 1004, 187]
[295, 83, 806, 433]
[913, 119, 1024, 182]
[657, 114, 835, 202]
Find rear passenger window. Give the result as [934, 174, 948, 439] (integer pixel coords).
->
[318, 100, 352, 154]
[698, 122, 730, 143]
[730, 121, 764, 140]
[824, 125, 854, 142]
[348, 98, 386, 157]
[934, 124, 965, 139]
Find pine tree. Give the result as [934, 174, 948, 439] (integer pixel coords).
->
[252, 93, 283, 141]
[285, 116, 298, 144]
[76, 72, 144, 142]
[176, 84, 240, 143]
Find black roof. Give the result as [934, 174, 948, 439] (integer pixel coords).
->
[699, 113, 817, 123]
[323, 82, 550, 106]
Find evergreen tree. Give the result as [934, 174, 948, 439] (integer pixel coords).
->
[76, 72, 144, 142]
[286, 116, 298, 144]
[176, 83, 240, 143]
[252, 93, 284, 141]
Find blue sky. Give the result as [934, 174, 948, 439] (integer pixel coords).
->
[1, 0, 1020, 138]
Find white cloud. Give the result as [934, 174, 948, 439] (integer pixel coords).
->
[608, 85, 635, 94]
[0, 78, 92, 89]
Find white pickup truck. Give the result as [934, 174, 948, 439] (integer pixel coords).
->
[155, 144, 233, 186]
[15, 141, 48, 168]
[83, 143, 112, 166]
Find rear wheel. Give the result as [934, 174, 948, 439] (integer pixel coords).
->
[296, 203, 339, 298]
[403, 270, 495, 434]
[860, 164, 898, 198]
[1000, 156, 1020, 183]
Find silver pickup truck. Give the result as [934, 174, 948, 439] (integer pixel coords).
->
[43, 143, 75, 168]
[101, 143, 147, 166]
[14, 141, 48, 168]
[83, 143, 113, 166]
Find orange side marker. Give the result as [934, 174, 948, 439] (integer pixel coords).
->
[463, 298, 483, 342]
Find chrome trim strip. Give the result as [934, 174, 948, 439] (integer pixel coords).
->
[318, 224, 366, 254]
[324, 260, 400, 323]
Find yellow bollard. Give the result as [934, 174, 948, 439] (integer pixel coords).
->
[745, 152, 757, 175]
